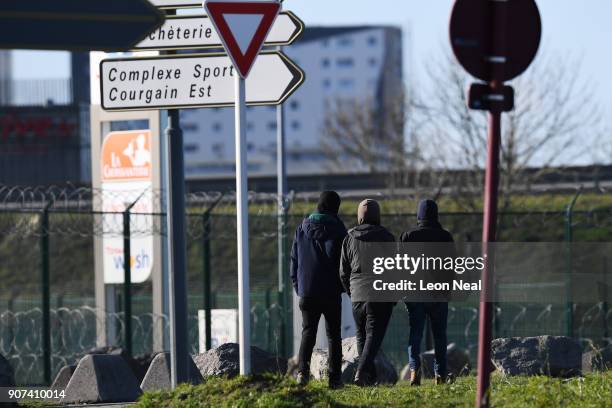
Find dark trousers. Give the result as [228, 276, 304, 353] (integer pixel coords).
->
[406, 302, 448, 376]
[352, 302, 395, 381]
[297, 296, 342, 380]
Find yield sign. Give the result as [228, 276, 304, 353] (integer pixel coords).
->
[205, 0, 281, 78]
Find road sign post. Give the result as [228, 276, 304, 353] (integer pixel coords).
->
[205, 0, 281, 376]
[450, 1, 541, 406]
[99, 51, 304, 111]
[133, 12, 303, 51]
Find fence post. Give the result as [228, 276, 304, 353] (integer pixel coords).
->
[40, 202, 52, 385]
[122, 193, 144, 358]
[201, 193, 223, 351]
[603, 256, 609, 339]
[123, 209, 133, 357]
[202, 212, 212, 351]
[278, 194, 292, 357]
[564, 188, 582, 337]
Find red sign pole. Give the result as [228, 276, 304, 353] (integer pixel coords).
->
[475, 0, 508, 404]
[475, 79, 502, 408]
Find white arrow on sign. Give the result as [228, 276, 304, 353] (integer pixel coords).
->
[148, 0, 200, 8]
[134, 11, 303, 51]
[100, 51, 304, 111]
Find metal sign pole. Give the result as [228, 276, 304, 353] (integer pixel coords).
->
[475, 90, 501, 407]
[165, 107, 190, 387]
[235, 75, 251, 375]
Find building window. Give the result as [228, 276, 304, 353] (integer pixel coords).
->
[338, 37, 353, 47]
[337, 58, 354, 68]
[247, 142, 255, 152]
[291, 121, 301, 131]
[338, 78, 355, 90]
[290, 100, 299, 110]
[367, 36, 378, 46]
[321, 58, 331, 68]
[184, 144, 199, 153]
[368, 58, 377, 67]
[247, 122, 254, 131]
[212, 143, 224, 155]
[182, 123, 199, 132]
[322, 39, 329, 48]
[267, 121, 277, 131]
[212, 122, 222, 132]
[323, 79, 332, 89]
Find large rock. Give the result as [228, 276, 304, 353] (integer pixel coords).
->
[399, 343, 471, 380]
[286, 355, 299, 378]
[0, 354, 14, 386]
[84, 346, 156, 383]
[141, 352, 203, 391]
[61, 354, 142, 404]
[421, 343, 471, 378]
[51, 364, 76, 390]
[492, 336, 581, 377]
[193, 343, 287, 378]
[582, 344, 612, 373]
[309, 337, 397, 384]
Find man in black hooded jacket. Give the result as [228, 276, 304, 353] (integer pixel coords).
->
[340, 199, 395, 386]
[400, 199, 454, 386]
[290, 191, 347, 388]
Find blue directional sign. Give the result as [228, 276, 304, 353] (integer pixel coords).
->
[0, 0, 165, 51]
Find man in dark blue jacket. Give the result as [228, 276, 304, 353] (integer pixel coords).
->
[291, 191, 347, 388]
[400, 199, 454, 386]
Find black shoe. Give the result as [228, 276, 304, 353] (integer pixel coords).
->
[354, 371, 374, 387]
[328, 376, 343, 389]
[296, 372, 309, 386]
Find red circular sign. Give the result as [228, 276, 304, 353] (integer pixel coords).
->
[450, 0, 542, 82]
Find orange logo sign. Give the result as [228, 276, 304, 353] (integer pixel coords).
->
[101, 130, 152, 181]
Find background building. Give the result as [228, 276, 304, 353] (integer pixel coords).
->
[181, 25, 403, 181]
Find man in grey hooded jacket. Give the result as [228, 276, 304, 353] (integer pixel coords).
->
[340, 199, 395, 386]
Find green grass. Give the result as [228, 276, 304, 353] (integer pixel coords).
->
[136, 372, 612, 408]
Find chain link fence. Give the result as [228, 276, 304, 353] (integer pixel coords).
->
[1, 185, 610, 384]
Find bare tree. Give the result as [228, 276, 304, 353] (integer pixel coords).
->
[419, 50, 605, 212]
[321, 88, 424, 190]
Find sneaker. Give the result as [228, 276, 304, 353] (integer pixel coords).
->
[296, 372, 309, 386]
[354, 371, 374, 387]
[410, 369, 421, 386]
[435, 373, 454, 385]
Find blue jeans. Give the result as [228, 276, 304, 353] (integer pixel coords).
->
[406, 302, 448, 377]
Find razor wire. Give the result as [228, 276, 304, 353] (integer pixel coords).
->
[2, 302, 610, 385]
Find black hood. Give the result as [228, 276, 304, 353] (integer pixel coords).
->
[417, 199, 442, 228]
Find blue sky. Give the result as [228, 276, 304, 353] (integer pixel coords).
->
[12, 0, 612, 121]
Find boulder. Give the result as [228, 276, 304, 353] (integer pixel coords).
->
[84, 346, 156, 383]
[0, 354, 14, 387]
[582, 344, 612, 373]
[286, 355, 299, 378]
[141, 352, 203, 391]
[51, 364, 76, 390]
[193, 343, 287, 378]
[61, 354, 142, 404]
[309, 337, 397, 384]
[421, 343, 471, 378]
[492, 336, 581, 377]
[399, 364, 411, 381]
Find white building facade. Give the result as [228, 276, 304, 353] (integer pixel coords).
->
[181, 25, 403, 179]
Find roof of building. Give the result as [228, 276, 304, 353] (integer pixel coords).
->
[295, 26, 394, 44]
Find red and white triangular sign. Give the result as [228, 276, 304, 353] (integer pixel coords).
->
[205, 0, 281, 78]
